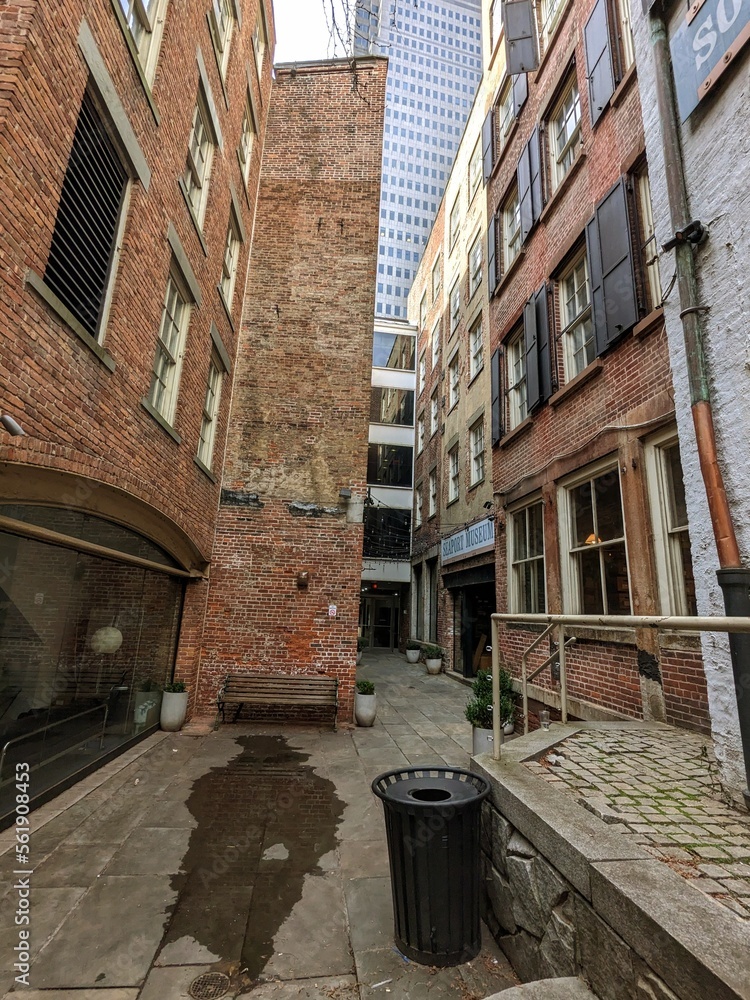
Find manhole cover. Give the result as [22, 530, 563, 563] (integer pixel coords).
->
[188, 972, 230, 999]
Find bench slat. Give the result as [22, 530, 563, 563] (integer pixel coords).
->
[217, 672, 339, 729]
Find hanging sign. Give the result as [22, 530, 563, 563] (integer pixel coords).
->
[441, 517, 495, 566]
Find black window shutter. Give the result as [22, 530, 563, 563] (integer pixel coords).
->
[524, 295, 541, 412]
[529, 127, 542, 223]
[534, 283, 552, 402]
[585, 213, 608, 356]
[517, 140, 533, 245]
[512, 73, 528, 117]
[488, 213, 498, 294]
[491, 348, 503, 444]
[591, 178, 639, 350]
[482, 109, 495, 183]
[503, 0, 539, 74]
[584, 0, 616, 126]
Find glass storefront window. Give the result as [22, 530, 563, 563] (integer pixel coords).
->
[367, 444, 413, 488]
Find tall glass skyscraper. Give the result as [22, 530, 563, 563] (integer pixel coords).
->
[353, 0, 483, 318]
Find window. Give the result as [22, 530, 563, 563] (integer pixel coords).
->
[432, 256, 442, 301]
[469, 317, 483, 379]
[372, 387, 415, 426]
[429, 470, 437, 517]
[560, 253, 594, 379]
[210, 0, 235, 77]
[498, 78, 514, 146]
[431, 321, 440, 367]
[469, 233, 483, 297]
[420, 291, 428, 329]
[540, 0, 567, 45]
[646, 435, 697, 616]
[418, 352, 426, 394]
[448, 446, 460, 502]
[507, 328, 527, 429]
[509, 500, 546, 612]
[197, 355, 223, 469]
[448, 354, 460, 409]
[148, 271, 192, 424]
[469, 140, 482, 198]
[549, 77, 581, 191]
[364, 508, 411, 558]
[373, 331, 416, 369]
[430, 391, 439, 435]
[615, 0, 635, 71]
[219, 210, 242, 309]
[503, 186, 521, 270]
[118, 0, 167, 80]
[44, 90, 129, 341]
[183, 94, 215, 226]
[417, 415, 425, 453]
[449, 195, 461, 249]
[367, 444, 413, 487]
[470, 421, 484, 485]
[490, 0, 503, 48]
[450, 279, 460, 332]
[238, 94, 257, 184]
[563, 465, 631, 614]
[415, 487, 423, 528]
[253, 4, 268, 76]
[635, 167, 662, 311]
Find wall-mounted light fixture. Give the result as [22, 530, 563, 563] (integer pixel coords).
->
[1, 413, 26, 436]
[339, 487, 352, 500]
[483, 500, 494, 510]
[296, 571, 310, 589]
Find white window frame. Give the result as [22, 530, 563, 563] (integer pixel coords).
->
[469, 232, 483, 298]
[540, 0, 570, 46]
[635, 167, 662, 312]
[469, 139, 482, 199]
[448, 446, 460, 503]
[238, 93, 257, 184]
[417, 415, 425, 453]
[428, 470, 437, 517]
[470, 421, 484, 485]
[448, 354, 460, 410]
[431, 320, 440, 368]
[507, 328, 527, 429]
[220, 209, 242, 310]
[549, 76, 581, 191]
[449, 195, 461, 250]
[503, 186, 522, 271]
[184, 93, 215, 226]
[430, 391, 439, 436]
[469, 317, 484, 380]
[197, 353, 223, 469]
[508, 497, 547, 613]
[449, 279, 460, 333]
[559, 460, 632, 615]
[118, 0, 168, 83]
[432, 256, 441, 301]
[415, 487, 423, 528]
[148, 268, 192, 425]
[418, 352, 426, 395]
[419, 291, 428, 329]
[560, 252, 595, 381]
[644, 430, 697, 616]
[210, 0, 235, 77]
[615, 0, 635, 71]
[253, 3, 268, 77]
[497, 78, 514, 149]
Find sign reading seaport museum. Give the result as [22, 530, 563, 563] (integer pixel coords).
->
[670, 0, 750, 120]
[441, 517, 495, 566]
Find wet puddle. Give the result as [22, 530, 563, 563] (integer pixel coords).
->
[162, 734, 344, 982]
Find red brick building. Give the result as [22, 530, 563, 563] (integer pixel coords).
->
[196, 58, 388, 725]
[484, 0, 705, 728]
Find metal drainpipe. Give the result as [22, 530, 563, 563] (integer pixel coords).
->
[649, 13, 750, 809]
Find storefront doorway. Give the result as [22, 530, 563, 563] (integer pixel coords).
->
[444, 563, 496, 678]
[359, 588, 400, 650]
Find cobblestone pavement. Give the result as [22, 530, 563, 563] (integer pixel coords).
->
[525, 726, 750, 920]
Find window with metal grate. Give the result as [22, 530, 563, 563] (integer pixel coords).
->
[45, 91, 128, 340]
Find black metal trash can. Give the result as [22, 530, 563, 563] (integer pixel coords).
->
[372, 766, 490, 967]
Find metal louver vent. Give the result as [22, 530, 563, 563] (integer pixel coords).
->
[45, 90, 128, 339]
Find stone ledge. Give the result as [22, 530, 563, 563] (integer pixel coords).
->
[484, 978, 598, 999]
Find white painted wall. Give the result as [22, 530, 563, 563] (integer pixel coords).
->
[630, 0, 750, 798]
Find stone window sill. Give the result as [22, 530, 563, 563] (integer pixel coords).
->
[141, 397, 181, 443]
[178, 178, 209, 256]
[611, 64, 637, 109]
[194, 455, 217, 482]
[550, 359, 603, 408]
[633, 307, 664, 340]
[218, 286, 236, 331]
[495, 248, 525, 296]
[540, 149, 587, 226]
[108, 0, 161, 124]
[500, 414, 533, 449]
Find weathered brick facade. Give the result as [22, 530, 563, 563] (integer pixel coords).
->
[196, 59, 388, 724]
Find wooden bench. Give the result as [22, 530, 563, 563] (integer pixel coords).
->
[216, 673, 339, 729]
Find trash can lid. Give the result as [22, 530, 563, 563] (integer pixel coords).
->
[371, 766, 489, 807]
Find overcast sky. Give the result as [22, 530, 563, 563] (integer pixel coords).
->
[271, 0, 352, 64]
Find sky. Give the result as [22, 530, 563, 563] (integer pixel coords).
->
[271, 0, 352, 64]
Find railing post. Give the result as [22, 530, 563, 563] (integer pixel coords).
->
[491, 615, 501, 760]
[522, 647, 529, 736]
[558, 623, 568, 724]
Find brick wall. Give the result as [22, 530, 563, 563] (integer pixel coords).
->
[196, 59, 388, 723]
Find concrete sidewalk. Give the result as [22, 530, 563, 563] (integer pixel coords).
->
[0, 651, 518, 999]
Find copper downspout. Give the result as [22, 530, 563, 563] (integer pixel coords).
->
[692, 401, 741, 569]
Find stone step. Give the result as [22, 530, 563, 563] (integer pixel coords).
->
[485, 977, 599, 999]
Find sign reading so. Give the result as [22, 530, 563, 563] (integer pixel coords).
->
[670, 0, 750, 120]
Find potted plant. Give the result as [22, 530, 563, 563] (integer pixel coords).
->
[357, 636, 367, 665]
[354, 679, 377, 727]
[465, 670, 494, 755]
[160, 680, 188, 732]
[422, 644, 443, 675]
[405, 640, 421, 664]
[133, 678, 162, 733]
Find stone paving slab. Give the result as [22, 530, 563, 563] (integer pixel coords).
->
[526, 726, 750, 920]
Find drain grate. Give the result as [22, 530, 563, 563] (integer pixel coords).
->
[188, 972, 231, 999]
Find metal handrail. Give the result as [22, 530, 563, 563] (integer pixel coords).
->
[0, 702, 108, 782]
[489, 613, 750, 760]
